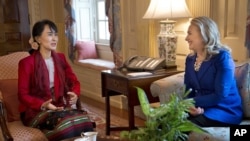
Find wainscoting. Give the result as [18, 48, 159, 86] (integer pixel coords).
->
[70, 43, 125, 109]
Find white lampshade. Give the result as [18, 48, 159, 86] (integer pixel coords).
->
[143, 0, 192, 19]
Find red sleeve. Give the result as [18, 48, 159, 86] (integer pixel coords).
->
[59, 53, 80, 96]
[18, 57, 44, 111]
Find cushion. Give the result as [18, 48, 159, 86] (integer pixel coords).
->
[150, 72, 185, 104]
[0, 79, 20, 122]
[8, 121, 48, 141]
[188, 127, 229, 141]
[0, 51, 29, 79]
[234, 61, 250, 118]
[75, 40, 98, 60]
[74, 59, 115, 71]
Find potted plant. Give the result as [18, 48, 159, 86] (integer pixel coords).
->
[120, 86, 206, 141]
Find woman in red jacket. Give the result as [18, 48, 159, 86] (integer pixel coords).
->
[18, 19, 94, 140]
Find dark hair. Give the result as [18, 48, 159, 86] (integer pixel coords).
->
[32, 19, 58, 42]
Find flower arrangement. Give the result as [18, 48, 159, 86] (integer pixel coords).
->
[120, 86, 206, 141]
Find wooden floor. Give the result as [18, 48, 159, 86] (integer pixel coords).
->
[81, 95, 145, 126]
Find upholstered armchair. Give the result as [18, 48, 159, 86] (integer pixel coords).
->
[0, 52, 48, 141]
[150, 60, 250, 141]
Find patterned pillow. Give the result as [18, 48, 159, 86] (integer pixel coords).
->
[234, 61, 250, 118]
[0, 79, 20, 122]
[75, 40, 98, 60]
[8, 121, 48, 141]
[150, 72, 185, 104]
[0, 51, 29, 79]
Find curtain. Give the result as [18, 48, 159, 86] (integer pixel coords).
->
[64, 0, 76, 61]
[105, 0, 123, 69]
[245, 0, 250, 57]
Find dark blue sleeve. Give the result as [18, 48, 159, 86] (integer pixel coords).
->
[194, 51, 236, 107]
[184, 55, 196, 98]
[184, 51, 235, 107]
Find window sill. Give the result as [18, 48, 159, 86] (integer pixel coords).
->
[95, 43, 109, 47]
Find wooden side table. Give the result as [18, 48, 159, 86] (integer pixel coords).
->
[101, 69, 181, 135]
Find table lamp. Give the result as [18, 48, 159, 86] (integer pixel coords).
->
[143, 0, 192, 67]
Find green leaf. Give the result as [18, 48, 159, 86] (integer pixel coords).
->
[120, 85, 206, 141]
[135, 86, 153, 116]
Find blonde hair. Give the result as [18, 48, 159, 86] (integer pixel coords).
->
[190, 16, 231, 59]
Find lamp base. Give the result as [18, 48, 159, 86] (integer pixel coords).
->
[157, 19, 177, 67]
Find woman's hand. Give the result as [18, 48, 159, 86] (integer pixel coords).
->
[41, 99, 64, 111]
[67, 92, 78, 105]
[189, 106, 204, 116]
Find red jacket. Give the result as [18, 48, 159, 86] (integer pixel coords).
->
[18, 52, 80, 114]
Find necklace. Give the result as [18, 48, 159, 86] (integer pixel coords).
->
[194, 58, 203, 71]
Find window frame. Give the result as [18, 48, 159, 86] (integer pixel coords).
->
[74, 0, 109, 45]
[95, 0, 110, 44]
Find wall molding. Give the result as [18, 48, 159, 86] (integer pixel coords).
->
[28, 0, 41, 26]
[187, 0, 211, 17]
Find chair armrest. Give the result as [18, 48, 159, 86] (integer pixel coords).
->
[0, 101, 13, 141]
[150, 72, 185, 104]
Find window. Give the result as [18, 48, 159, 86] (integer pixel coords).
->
[96, 0, 110, 44]
[74, 0, 110, 44]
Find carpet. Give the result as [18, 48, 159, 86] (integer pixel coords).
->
[81, 103, 130, 139]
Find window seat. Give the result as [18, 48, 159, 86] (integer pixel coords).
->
[72, 58, 116, 107]
[71, 41, 122, 107]
[74, 59, 115, 71]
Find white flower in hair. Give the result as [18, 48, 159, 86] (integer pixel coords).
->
[29, 38, 39, 50]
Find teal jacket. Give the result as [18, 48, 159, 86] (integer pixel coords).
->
[184, 50, 243, 125]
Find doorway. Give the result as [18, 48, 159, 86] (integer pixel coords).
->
[0, 0, 30, 56]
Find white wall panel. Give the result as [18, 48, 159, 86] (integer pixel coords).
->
[214, 0, 247, 62]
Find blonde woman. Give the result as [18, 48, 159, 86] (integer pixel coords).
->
[184, 16, 243, 127]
